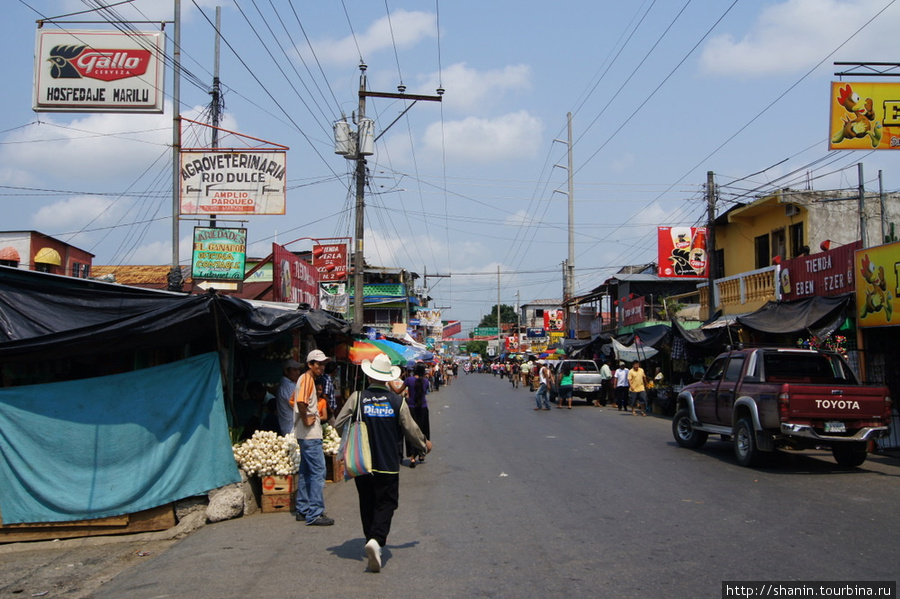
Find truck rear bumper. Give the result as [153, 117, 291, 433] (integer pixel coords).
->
[780, 423, 890, 442]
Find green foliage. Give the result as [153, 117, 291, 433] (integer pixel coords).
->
[467, 340, 488, 356]
[477, 304, 518, 328]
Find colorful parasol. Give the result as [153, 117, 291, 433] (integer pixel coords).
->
[348, 339, 407, 365]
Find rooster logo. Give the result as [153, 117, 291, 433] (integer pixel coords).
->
[47, 45, 86, 79]
[832, 84, 883, 148]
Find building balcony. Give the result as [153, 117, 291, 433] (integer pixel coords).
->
[699, 265, 778, 317]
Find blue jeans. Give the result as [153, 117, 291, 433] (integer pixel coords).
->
[535, 383, 550, 409]
[296, 438, 326, 523]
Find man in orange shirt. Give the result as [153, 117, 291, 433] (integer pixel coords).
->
[291, 349, 333, 526]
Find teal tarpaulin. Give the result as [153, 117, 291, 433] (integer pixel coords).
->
[0, 352, 241, 524]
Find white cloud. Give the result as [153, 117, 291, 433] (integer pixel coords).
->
[33, 195, 120, 231]
[308, 10, 436, 66]
[0, 112, 170, 185]
[700, 0, 900, 77]
[422, 111, 544, 163]
[416, 62, 532, 113]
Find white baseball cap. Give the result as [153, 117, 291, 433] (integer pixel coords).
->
[306, 349, 330, 363]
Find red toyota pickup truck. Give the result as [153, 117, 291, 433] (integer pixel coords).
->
[672, 348, 892, 467]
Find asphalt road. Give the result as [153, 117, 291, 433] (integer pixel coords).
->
[4, 372, 899, 598]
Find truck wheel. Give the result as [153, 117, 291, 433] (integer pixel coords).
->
[673, 409, 708, 449]
[831, 442, 868, 467]
[733, 417, 761, 467]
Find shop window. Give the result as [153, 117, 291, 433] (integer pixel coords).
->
[754, 234, 770, 269]
[0, 259, 17, 268]
[771, 228, 786, 264]
[789, 222, 805, 257]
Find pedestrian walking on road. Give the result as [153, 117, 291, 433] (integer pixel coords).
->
[403, 363, 431, 467]
[557, 361, 574, 409]
[627, 361, 649, 416]
[614, 362, 630, 411]
[335, 353, 432, 573]
[534, 360, 553, 410]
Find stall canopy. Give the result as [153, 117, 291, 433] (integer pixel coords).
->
[0, 265, 350, 361]
[736, 294, 852, 338]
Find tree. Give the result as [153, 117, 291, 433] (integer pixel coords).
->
[476, 304, 518, 328]
[466, 340, 488, 356]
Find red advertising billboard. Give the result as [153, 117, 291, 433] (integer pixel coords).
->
[543, 309, 565, 332]
[272, 243, 318, 307]
[780, 241, 861, 301]
[658, 226, 708, 278]
[312, 243, 348, 281]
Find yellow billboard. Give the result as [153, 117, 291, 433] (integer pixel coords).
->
[829, 81, 900, 150]
[855, 241, 900, 328]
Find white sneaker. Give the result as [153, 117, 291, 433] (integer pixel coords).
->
[365, 538, 382, 572]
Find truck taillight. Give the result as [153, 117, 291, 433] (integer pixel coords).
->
[885, 396, 893, 421]
[778, 384, 790, 421]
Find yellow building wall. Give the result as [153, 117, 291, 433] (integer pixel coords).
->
[718, 205, 806, 277]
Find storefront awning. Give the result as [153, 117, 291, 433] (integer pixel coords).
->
[34, 247, 61, 266]
[736, 294, 851, 338]
[0, 247, 20, 262]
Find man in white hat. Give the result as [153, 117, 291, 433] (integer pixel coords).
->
[291, 349, 334, 526]
[335, 352, 433, 573]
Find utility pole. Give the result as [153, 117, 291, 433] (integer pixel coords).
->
[858, 163, 867, 248]
[338, 64, 442, 333]
[553, 113, 575, 336]
[497, 265, 501, 355]
[168, 0, 183, 291]
[208, 6, 222, 229]
[706, 171, 716, 322]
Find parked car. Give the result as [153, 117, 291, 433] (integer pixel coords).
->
[548, 360, 604, 405]
[672, 348, 892, 467]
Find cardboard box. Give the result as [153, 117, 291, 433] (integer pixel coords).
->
[325, 455, 344, 483]
[261, 474, 296, 495]
[260, 493, 293, 513]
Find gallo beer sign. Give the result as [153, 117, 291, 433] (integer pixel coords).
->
[33, 30, 165, 113]
[658, 226, 708, 278]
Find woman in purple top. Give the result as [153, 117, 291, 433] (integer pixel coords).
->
[403, 363, 431, 467]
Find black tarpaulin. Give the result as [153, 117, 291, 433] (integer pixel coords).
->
[671, 318, 730, 350]
[0, 266, 350, 361]
[736, 294, 851, 338]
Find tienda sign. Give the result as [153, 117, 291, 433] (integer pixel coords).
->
[312, 243, 347, 281]
[34, 30, 164, 113]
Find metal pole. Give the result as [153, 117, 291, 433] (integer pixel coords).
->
[566, 112, 575, 334]
[352, 64, 367, 333]
[879, 169, 885, 245]
[171, 0, 182, 270]
[497, 265, 501, 356]
[858, 163, 867, 248]
[706, 171, 716, 321]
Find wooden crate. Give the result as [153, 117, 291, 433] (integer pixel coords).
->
[260, 493, 293, 514]
[326, 454, 344, 483]
[261, 474, 297, 495]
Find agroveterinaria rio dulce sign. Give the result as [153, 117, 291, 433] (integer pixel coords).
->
[33, 30, 165, 113]
[180, 151, 287, 216]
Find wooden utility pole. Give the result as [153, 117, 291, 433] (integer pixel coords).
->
[706, 171, 716, 322]
[349, 65, 442, 333]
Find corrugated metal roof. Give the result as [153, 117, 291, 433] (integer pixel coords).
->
[91, 265, 192, 287]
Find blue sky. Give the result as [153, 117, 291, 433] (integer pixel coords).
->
[4, 0, 900, 332]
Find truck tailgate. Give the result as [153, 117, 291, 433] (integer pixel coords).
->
[784, 384, 888, 421]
